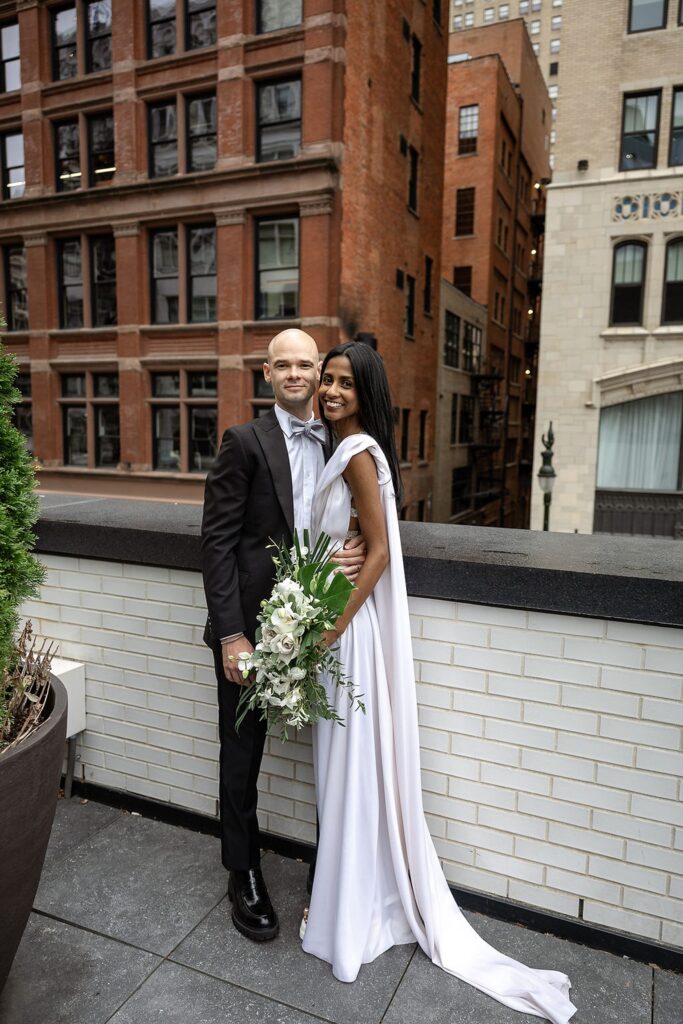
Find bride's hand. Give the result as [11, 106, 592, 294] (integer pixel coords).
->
[320, 628, 341, 648]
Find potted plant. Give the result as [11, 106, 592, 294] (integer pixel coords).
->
[0, 339, 68, 993]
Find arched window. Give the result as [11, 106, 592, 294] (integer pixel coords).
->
[610, 241, 646, 325]
[663, 238, 683, 324]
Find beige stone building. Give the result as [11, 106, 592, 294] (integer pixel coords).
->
[450, 0, 564, 165]
[432, 278, 487, 523]
[531, 0, 683, 538]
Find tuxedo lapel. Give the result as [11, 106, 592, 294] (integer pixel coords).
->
[254, 409, 295, 535]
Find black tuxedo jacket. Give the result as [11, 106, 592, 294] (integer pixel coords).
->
[201, 408, 327, 648]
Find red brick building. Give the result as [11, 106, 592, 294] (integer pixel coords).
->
[1, 0, 446, 516]
[441, 19, 550, 528]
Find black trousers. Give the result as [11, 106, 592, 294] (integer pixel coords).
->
[213, 644, 267, 871]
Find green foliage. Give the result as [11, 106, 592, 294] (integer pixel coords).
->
[0, 341, 45, 724]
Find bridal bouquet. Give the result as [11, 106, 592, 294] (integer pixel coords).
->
[235, 531, 364, 740]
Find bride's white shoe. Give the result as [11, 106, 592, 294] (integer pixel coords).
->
[299, 907, 309, 940]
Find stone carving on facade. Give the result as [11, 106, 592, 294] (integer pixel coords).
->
[612, 191, 683, 222]
[299, 194, 335, 217]
[215, 209, 247, 226]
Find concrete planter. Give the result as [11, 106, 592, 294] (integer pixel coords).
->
[0, 675, 67, 993]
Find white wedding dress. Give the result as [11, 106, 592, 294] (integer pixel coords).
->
[302, 434, 577, 1023]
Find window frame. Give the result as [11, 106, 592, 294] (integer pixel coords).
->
[0, 129, 25, 201]
[408, 145, 419, 212]
[411, 34, 422, 105]
[51, 4, 78, 82]
[147, 0, 177, 59]
[3, 244, 28, 331]
[185, 0, 217, 51]
[405, 274, 416, 338]
[256, 0, 303, 34]
[662, 237, 683, 325]
[670, 86, 683, 166]
[610, 239, 647, 327]
[89, 233, 117, 327]
[0, 20, 21, 93]
[150, 225, 180, 324]
[148, 98, 179, 178]
[54, 117, 81, 192]
[458, 104, 479, 156]
[57, 236, 85, 329]
[187, 223, 217, 323]
[444, 310, 460, 367]
[619, 90, 661, 172]
[255, 76, 302, 164]
[87, 109, 115, 186]
[254, 214, 300, 321]
[455, 186, 475, 236]
[186, 91, 217, 172]
[149, 366, 218, 473]
[628, 0, 668, 33]
[59, 369, 121, 468]
[423, 255, 433, 315]
[85, 0, 112, 74]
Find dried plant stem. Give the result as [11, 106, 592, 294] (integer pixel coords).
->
[0, 622, 56, 755]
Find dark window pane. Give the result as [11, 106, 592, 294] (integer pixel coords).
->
[459, 395, 474, 444]
[405, 275, 415, 336]
[411, 35, 421, 104]
[189, 406, 217, 471]
[188, 371, 217, 396]
[53, 7, 78, 81]
[88, 112, 115, 185]
[611, 243, 646, 325]
[258, 79, 301, 162]
[188, 0, 216, 49]
[424, 255, 433, 314]
[152, 371, 180, 397]
[253, 371, 274, 399]
[453, 265, 472, 296]
[257, 218, 299, 318]
[620, 93, 659, 170]
[671, 89, 683, 165]
[13, 401, 32, 453]
[59, 239, 84, 328]
[94, 372, 118, 397]
[444, 311, 460, 367]
[189, 225, 216, 321]
[64, 406, 87, 465]
[86, 1, 112, 72]
[148, 0, 176, 57]
[153, 406, 180, 469]
[149, 102, 178, 177]
[96, 405, 119, 466]
[91, 235, 117, 326]
[62, 373, 85, 397]
[408, 146, 419, 211]
[2, 131, 25, 199]
[188, 94, 217, 171]
[258, 0, 302, 33]
[455, 187, 475, 235]
[664, 240, 683, 324]
[56, 120, 81, 191]
[458, 105, 478, 155]
[451, 466, 472, 516]
[400, 408, 410, 462]
[463, 322, 481, 372]
[5, 245, 28, 330]
[151, 229, 178, 323]
[1, 22, 21, 92]
[629, 0, 667, 31]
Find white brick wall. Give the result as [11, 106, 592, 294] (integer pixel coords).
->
[23, 556, 683, 948]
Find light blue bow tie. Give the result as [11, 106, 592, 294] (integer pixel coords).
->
[289, 418, 327, 444]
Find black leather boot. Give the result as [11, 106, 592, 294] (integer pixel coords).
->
[228, 867, 279, 941]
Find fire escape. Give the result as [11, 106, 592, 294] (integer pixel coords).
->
[470, 369, 506, 519]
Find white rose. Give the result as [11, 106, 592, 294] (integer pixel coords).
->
[271, 606, 305, 635]
[276, 578, 304, 599]
[271, 632, 299, 663]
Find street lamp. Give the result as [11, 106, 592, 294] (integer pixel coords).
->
[537, 422, 556, 532]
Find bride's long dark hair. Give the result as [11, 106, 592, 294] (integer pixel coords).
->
[318, 342, 403, 507]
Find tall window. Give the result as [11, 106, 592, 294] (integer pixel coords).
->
[1, 131, 24, 200]
[86, 1, 112, 72]
[458, 105, 479, 155]
[610, 241, 646, 325]
[411, 35, 422, 104]
[257, 0, 302, 33]
[400, 409, 410, 462]
[150, 369, 217, 472]
[52, 6, 77, 80]
[620, 92, 660, 171]
[663, 239, 683, 324]
[597, 392, 683, 490]
[418, 410, 427, 460]
[55, 120, 81, 191]
[459, 395, 474, 444]
[12, 372, 32, 452]
[58, 238, 84, 328]
[187, 93, 217, 171]
[451, 466, 472, 516]
[453, 265, 472, 296]
[463, 322, 482, 372]
[408, 146, 419, 211]
[444, 311, 460, 367]
[450, 395, 457, 444]
[405, 275, 416, 337]
[148, 0, 176, 58]
[628, 0, 668, 32]
[151, 228, 179, 323]
[187, 0, 216, 50]
[188, 225, 216, 321]
[423, 255, 433, 315]
[91, 234, 117, 325]
[257, 79, 301, 162]
[4, 245, 28, 331]
[87, 111, 115, 185]
[60, 371, 120, 468]
[1, 21, 20, 92]
[256, 217, 299, 319]
[455, 187, 475, 235]
[670, 88, 683, 165]
[149, 101, 178, 177]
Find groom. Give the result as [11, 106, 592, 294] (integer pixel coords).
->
[201, 328, 364, 942]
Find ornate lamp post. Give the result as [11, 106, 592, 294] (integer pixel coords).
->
[537, 422, 556, 532]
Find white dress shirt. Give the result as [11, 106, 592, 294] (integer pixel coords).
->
[274, 403, 325, 538]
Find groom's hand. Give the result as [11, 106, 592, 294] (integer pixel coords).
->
[331, 534, 366, 582]
[221, 637, 254, 685]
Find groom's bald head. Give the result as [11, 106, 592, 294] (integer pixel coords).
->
[267, 328, 319, 365]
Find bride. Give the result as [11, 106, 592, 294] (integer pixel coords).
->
[301, 341, 577, 1024]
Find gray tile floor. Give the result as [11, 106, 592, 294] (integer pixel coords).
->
[0, 796, 681, 1024]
